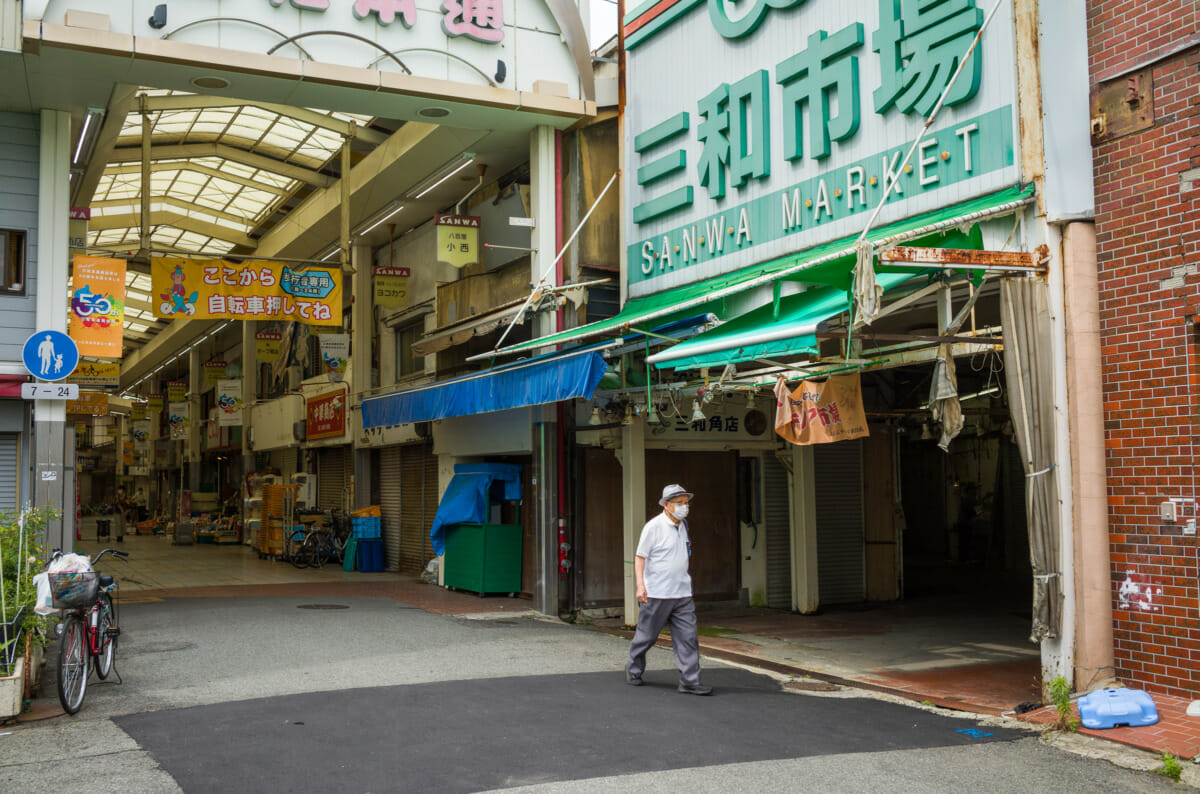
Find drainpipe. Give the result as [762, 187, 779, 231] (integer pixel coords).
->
[555, 128, 571, 612]
[1063, 221, 1115, 690]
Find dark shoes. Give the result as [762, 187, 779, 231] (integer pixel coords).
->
[677, 684, 713, 696]
[625, 666, 643, 686]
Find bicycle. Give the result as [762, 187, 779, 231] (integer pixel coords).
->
[299, 510, 351, 570]
[47, 548, 129, 714]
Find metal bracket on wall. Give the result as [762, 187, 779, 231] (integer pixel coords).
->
[1089, 66, 1154, 144]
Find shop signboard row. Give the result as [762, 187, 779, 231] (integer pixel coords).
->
[623, 0, 1021, 297]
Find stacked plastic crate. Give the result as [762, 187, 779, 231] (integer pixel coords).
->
[352, 514, 381, 539]
[351, 507, 384, 572]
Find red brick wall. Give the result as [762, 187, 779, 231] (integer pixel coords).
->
[1088, 1, 1200, 698]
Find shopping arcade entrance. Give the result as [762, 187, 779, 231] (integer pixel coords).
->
[6, 2, 595, 588]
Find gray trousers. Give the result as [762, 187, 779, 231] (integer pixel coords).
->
[627, 597, 701, 686]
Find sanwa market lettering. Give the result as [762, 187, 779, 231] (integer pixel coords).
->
[630, 0, 1006, 282]
[266, 0, 505, 44]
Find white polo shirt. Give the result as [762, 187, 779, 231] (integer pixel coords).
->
[636, 511, 692, 599]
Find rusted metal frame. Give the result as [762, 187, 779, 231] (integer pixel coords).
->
[880, 246, 1042, 271]
[818, 329, 1003, 346]
[861, 280, 946, 326]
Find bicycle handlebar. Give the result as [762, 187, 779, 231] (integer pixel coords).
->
[93, 548, 130, 564]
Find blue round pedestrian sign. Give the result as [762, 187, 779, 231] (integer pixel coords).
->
[22, 330, 79, 382]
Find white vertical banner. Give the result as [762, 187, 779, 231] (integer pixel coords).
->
[320, 333, 350, 383]
[217, 378, 244, 426]
[168, 402, 190, 440]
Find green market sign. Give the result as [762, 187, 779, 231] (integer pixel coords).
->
[624, 0, 1020, 296]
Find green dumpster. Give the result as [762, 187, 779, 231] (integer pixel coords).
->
[442, 522, 522, 595]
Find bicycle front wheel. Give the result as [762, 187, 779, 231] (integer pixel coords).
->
[57, 615, 89, 714]
[287, 536, 308, 569]
[302, 532, 326, 569]
[95, 594, 116, 680]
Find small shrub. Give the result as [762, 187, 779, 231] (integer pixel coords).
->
[1154, 752, 1182, 782]
[1047, 676, 1078, 732]
[0, 506, 58, 675]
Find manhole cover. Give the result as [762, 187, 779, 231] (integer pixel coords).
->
[297, 604, 350, 610]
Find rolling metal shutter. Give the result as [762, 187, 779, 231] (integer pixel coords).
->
[272, 447, 298, 479]
[379, 447, 403, 572]
[399, 444, 438, 574]
[764, 453, 792, 610]
[0, 433, 18, 512]
[317, 447, 348, 511]
[815, 439, 865, 605]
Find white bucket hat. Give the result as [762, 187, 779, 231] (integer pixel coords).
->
[658, 483, 694, 506]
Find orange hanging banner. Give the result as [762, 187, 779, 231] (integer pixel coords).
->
[151, 257, 342, 326]
[773, 373, 870, 446]
[69, 256, 126, 358]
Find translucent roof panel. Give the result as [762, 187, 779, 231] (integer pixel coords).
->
[86, 88, 377, 357]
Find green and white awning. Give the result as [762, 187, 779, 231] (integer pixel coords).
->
[472, 184, 1035, 362]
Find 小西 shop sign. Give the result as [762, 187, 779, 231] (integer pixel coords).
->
[622, 0, 1020, 296]
[435, 215, 481, 269]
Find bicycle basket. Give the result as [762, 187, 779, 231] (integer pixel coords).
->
[48, 571, 99, 608]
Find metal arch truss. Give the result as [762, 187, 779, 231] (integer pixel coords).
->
[266, 31, 412, 74]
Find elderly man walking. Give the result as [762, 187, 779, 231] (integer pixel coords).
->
[624, 484, 712, 695]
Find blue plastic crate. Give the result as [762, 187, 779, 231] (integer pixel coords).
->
[352, 516, 381, 539]
[1077, 688, 1159, 729]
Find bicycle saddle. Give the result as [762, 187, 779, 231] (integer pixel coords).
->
[98, 574, 114, 588]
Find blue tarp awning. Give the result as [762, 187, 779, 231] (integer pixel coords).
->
[429, 463, 522, 556]
[362, 346, 609, 429]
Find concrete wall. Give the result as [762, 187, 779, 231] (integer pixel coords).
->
[0, 111, 38, 365]
[1088, 0, 1200, 697]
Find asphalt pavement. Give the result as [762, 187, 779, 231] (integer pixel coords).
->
[0, 593, 1185, 793]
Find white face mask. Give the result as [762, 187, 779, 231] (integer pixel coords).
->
[670, 503, 690, 520]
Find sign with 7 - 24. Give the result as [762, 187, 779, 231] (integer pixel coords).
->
[22, 383, 80, 400]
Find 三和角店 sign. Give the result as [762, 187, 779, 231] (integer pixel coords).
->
[307, 390, 347, 440]
[623, 0, 1020, 297]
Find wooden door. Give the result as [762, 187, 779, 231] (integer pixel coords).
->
[644, 450, 739, 600]
[580, 447, 623, 607]
[864, 427, 900, 601]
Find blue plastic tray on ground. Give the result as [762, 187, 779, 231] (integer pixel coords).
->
[1077, 688, 1159, 729]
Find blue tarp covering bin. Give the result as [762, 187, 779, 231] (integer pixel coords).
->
[429, 463, 522, 556]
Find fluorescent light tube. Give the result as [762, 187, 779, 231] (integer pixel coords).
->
[406, 153, 476, 200]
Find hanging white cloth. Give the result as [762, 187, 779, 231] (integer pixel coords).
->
[929, 343, 964, 451]
[851, 238, 882, 329]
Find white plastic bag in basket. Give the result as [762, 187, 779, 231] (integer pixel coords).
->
[33, 572, 56, 615]
[48, 553, 92, 574]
